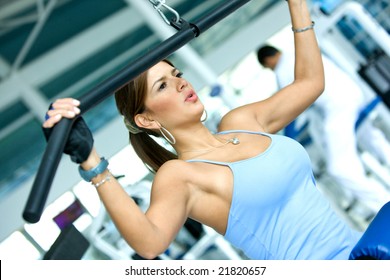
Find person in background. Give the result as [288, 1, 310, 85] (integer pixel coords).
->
[257, 44, 390, 221]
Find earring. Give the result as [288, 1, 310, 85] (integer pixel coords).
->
[159, 126, 176, 145]
[201, 110, 208, 122]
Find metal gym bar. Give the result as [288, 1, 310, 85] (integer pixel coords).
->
[23, 0, 252, 223]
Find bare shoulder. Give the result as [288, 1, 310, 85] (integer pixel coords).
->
[152, 160, 192, 191]
[156, 159, 190, 177]
[218, 104, 265, 132]
[149, 160, 195, 214]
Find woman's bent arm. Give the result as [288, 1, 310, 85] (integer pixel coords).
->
[82, 150, 190, 259]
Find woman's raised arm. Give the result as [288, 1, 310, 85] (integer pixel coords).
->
[221, 0, 324, 134]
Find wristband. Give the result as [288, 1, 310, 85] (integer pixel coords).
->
[78, 157, 109, 182]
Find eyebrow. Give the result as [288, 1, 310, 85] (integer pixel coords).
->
[152, 68, 177, 90]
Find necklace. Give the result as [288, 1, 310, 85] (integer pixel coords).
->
[179, 136, 240, 155]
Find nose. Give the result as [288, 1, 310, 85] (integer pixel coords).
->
[177, 77, 188, 91]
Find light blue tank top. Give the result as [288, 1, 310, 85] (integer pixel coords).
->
[187, 130, 362, 259]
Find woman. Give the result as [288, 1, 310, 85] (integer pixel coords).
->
[43, 0, 362, 259]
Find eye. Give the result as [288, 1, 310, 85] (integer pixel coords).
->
[176, 71, 183, 78]
[158, 82, 167, 91]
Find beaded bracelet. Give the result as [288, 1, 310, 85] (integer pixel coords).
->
[92, 174, 111, 188]
[292, 21, 315, 33]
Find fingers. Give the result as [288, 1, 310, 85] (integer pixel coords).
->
[43, 98, 81, 128]
[51, 98, 81, 117]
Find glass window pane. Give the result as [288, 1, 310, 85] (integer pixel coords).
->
[0, 117, 46, 197]
[0, 101, 29, 131]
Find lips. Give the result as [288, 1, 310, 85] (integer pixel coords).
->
[185, 90, 198, 102]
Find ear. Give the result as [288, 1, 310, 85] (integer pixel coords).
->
[134, 113, 159, 130]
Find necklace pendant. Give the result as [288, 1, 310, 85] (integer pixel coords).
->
[231, 137, 240, 145]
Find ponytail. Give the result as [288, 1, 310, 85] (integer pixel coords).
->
[130, 132, 177, 173]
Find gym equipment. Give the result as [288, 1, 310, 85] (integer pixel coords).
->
[349, 201, 390, 260]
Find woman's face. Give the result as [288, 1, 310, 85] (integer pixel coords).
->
[143, 61, 203, 127]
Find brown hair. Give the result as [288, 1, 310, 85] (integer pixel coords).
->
[114, 59, 178, 173]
